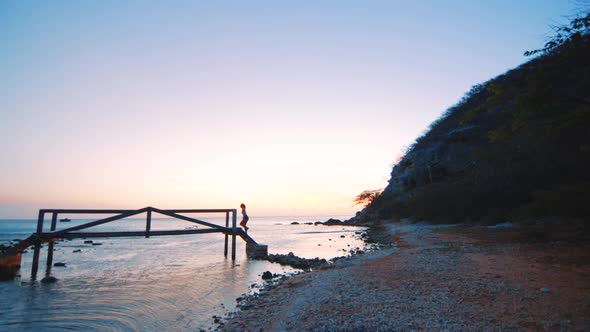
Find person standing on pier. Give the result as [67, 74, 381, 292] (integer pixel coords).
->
[239, 203, 249, 232]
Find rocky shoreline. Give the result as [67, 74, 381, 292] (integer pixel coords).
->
[218, 219, 590, 331]
[246, 217, 383, 272]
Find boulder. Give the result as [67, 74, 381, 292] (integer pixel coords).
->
[261, 271, 274, 280]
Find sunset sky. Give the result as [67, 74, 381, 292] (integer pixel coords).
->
[0, 1, 582, 218]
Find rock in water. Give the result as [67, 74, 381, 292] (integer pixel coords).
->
[261, 271, 274, 280]
[53, 262, 66, 267]
[265, 253, 329, 270]
[41, 276, 58, 283]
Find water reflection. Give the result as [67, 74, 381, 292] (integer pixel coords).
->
[0, 217, 365, 330]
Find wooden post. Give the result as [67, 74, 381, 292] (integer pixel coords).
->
[50, 212, 58, 231]
[231, 209, 237, 260]
[36, 210, 45, 235]
[46, 241, 54, 276]
[145, 210, 152, 238]
[31, 243, 41, 281]
[32, 210, 45, 280]
[224, 211, 229, 257]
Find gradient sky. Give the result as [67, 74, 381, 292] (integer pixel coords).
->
[0, 0, 583, 218]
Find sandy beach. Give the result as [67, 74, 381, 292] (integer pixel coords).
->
[222, 220, 590, 331]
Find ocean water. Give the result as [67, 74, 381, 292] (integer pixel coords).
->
[0, 215, 366, 331]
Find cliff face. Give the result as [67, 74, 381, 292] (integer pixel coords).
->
[364, 34, 590, 224]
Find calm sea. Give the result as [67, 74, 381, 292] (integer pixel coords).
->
[0, 215, 366, 331]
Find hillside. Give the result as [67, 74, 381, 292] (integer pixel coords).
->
[357, 16, 590, 231]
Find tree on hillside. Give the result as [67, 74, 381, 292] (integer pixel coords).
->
[459, 10, 590, 145]
[525, 11, 590, 57]
[354, 189, 383, 206]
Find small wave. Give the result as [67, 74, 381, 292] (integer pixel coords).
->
[106, 252, 138, 261]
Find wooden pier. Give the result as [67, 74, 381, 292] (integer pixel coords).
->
[0, 207, 266, 281]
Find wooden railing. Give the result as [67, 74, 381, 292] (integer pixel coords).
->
[1, 207, 261, 281]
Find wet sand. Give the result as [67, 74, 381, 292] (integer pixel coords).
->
[221, 220, 590, 331]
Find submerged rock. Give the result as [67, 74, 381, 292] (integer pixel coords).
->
[41, 276, 58, 283]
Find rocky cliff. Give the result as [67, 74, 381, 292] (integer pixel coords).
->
[359, 24, 590, 225]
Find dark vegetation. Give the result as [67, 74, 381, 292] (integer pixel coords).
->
[353, 189, 383, 207]
[358, 12, 590, 228]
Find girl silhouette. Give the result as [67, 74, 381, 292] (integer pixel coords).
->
[239, 203, 249, 232]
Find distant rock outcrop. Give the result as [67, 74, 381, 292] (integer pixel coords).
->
[322, 218, 343, 226]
